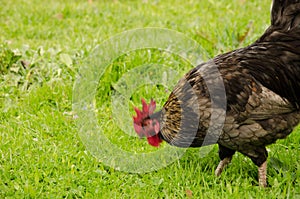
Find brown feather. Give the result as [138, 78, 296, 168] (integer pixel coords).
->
[136, 0, 300, 187]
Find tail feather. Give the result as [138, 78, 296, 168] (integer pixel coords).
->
[245, 0, 300, 109]
[271, 0, 300, 29]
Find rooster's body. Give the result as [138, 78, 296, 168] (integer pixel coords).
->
[133, 0, 300, 187]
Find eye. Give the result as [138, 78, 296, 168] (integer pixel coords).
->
[142, 120, 151, 127]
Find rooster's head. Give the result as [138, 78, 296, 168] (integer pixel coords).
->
[133, 99, 162, 147]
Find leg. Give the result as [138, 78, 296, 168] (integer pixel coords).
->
[246, 147, 268, 187]
[215, 144, 236, 176]
[258, 161, 267, 187]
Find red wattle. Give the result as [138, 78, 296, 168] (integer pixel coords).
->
[147, 135, 162, 147]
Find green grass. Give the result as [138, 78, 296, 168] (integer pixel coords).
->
[1, 0, 300, 198]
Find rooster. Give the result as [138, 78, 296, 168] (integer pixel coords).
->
[133, 0, 300, 187]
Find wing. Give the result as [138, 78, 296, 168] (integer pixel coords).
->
[213, 43, 298, 119]
[242, 34, 300, 109]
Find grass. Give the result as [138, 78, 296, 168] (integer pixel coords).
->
[0, 0, 300, 198]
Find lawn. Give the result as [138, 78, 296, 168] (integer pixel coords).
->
[0, 0, 300, 198]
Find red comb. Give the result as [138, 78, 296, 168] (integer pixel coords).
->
[133, 98, 156, 137]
